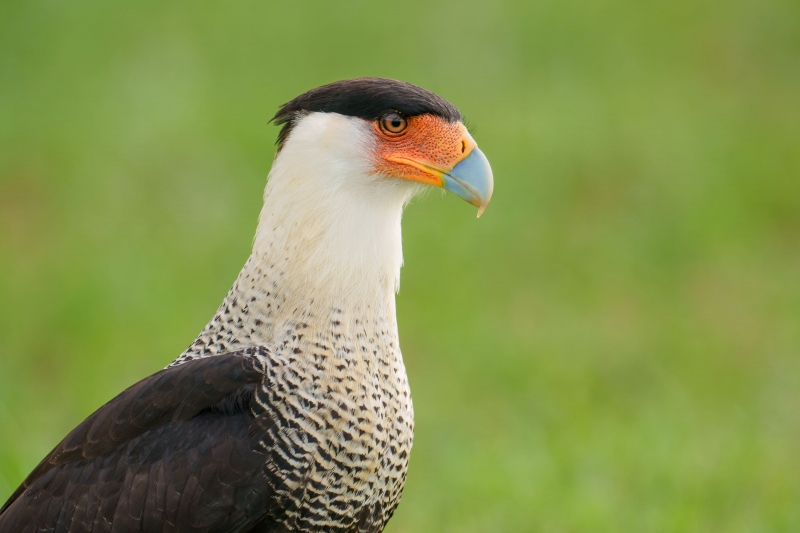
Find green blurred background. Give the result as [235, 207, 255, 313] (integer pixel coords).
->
[1, 1, 799, 531]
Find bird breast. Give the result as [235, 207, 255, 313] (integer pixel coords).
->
[252, 308, 414, 530]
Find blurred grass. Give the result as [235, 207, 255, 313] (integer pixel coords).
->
[1, 0, 800, 531]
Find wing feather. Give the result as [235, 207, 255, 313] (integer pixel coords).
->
[0, 350, 278, 533]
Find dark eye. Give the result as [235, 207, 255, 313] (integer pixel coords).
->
[380, 112, 408, 135]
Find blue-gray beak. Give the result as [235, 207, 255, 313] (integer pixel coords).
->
[442, 147, 494, 217]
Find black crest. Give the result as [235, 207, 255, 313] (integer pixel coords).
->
[271, 77, 462, 148]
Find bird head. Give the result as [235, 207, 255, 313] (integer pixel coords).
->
[255, 78, 494, 304]
[271, 78, 493, 216]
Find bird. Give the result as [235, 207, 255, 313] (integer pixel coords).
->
[0, 77, 493, 533]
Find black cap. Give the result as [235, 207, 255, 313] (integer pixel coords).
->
[272, 77, 462, 148]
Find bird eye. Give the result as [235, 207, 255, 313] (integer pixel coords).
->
[380, 113, 408, 135]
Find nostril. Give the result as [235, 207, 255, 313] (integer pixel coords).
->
[461, 140, 466, 153]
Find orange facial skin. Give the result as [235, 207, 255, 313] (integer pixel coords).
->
[371, 114, 477, 186]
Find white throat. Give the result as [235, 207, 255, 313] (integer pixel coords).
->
[176, 112, 424, 363]
[252, 112, 419, 309]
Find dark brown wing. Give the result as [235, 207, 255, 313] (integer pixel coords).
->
[0, 349, 278, 533]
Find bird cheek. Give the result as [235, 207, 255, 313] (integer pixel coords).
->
[372, 117, 470, 186]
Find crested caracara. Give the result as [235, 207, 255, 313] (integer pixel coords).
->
[0, 77, 493, 533]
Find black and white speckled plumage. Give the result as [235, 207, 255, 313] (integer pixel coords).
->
[170, 252, 414, 532]
[0, 78, 466, 533]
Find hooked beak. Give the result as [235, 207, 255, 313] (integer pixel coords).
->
[441, 146, 493, 217]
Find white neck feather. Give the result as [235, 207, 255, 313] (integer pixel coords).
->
[252, 112, 419, 313]
[177, 112, 421, 363]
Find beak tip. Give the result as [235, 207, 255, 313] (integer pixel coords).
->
[443, 147, 494, 217]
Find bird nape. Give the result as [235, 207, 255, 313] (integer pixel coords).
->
[0, 77, 494, 533]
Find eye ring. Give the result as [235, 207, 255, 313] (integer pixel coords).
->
[379, 112, 408, 136]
